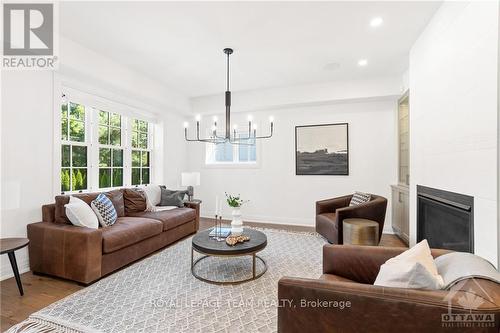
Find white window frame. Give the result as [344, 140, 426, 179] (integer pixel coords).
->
[59, 101, 92, 194]
[204, 124, 261, 169]
[96, 110, 126, 190]
[130, 120, 153, 186]
[54, 85, 156, 195]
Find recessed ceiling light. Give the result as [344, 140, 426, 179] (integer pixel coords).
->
[324, 62, 340, 71]
[358, 59, 368, 67]
[370, 17, 383, 27]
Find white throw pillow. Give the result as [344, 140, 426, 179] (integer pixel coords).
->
[65, 196, 99, 229]
[142, 185, 162, 211]
[374, 239, 444, 289]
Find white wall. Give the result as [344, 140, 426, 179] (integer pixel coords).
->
[0, 38, 190, 280]
[409, 1, 499, 265]
[1, 71, 55, 280]
[187, 99, 398, 231]
[191, 76, 401, 115]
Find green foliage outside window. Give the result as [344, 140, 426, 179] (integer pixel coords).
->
[99, 148, 123, 188]
[99, 110, 121, 146]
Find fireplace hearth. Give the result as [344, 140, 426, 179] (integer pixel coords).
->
[417, 185, 473, 253]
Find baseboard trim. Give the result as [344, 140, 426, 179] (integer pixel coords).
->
[201, 214, 394, 234]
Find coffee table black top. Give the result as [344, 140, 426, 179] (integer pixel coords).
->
[192, 228, 267, 255]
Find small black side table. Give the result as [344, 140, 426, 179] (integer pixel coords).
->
[1, 238, 29, 296]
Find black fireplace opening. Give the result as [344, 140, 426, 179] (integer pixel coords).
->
[417, 185, 473, 253]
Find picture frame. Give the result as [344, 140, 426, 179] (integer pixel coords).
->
[295, 123, 349, 175]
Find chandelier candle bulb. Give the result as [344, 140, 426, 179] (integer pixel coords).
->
[183, 122, 189, 128]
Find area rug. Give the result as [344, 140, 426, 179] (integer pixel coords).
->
[7, 229, 325, 333]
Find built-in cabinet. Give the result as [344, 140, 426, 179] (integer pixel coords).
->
[391, 91, 410, 245]
[391, 184, 409, 244]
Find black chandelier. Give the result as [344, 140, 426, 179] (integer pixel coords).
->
[184, 48, 274, 145]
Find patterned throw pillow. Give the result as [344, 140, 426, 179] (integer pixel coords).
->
[349, 192, 371, 206]
[91, 193, 118, 227]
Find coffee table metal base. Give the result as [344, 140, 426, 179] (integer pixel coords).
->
[191, 248, 267, 285]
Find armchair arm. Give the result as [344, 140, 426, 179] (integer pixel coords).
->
[316, 195, 352, 215]
[184, 201, 200, 231]
[27, 222, 103, 284]
[322, 245, 451, 284]
[278, 277, 499, 333]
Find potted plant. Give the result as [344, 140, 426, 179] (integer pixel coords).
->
[225, 193, 248, 236]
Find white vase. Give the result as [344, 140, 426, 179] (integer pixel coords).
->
[230, 207, 243, 236]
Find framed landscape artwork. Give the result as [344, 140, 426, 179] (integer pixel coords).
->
[295, 123, 349, 175]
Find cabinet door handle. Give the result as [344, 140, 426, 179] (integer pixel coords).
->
[399, 192, 403, 203]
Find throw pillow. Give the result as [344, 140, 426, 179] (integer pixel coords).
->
[160, 187, 187, 207]
[374, 239, 444, 289]
[123, 188, 147, 213]
[349, 191, 371, 206]
[65, 196, 99, 229]
[435, 252, 500, 289]
[143, 185, 162, 211]
[91, 193, 118, 227]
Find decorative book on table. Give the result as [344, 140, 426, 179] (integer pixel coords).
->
[209, 227, 231, 237]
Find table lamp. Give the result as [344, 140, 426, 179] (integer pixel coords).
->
[181, 172, 200, 201]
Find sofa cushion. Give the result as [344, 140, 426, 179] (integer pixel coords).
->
[159, 188, 187, 207]
[128, 208, 196, 231]
[123, 188, 147, 213]
[101, 217, 163, 253]
[55, 189, 125, 224]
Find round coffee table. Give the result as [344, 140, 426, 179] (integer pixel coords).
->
[191, 228, 267, 285]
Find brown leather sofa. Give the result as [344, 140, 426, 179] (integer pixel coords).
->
[316, 194, 387, 244]
[27, 188, 200, 284]
[278, 245, 500, 333]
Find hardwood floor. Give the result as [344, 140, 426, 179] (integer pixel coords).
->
[0, 218, 406, 331]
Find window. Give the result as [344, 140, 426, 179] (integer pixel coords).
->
[131, 119, 151, 185]
[98, 111, 123, 188]
[205, 132, 257, 165]
[59, 93, 153, 194]
[61, 102, 88, 192]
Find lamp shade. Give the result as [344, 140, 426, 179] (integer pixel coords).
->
[181, 172, 200, 187]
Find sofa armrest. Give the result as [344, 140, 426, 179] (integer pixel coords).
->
[278, 277, 499, 333]
[184, 201, 200, 231]
[316, 195, 352, 215]
[322, 245, 451, 284]
[42, 203, 56, 222]
[27, 222, 103, 284]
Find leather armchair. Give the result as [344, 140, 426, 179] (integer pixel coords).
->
[316, 194, 387, 244]
[278, 245, 500, 333]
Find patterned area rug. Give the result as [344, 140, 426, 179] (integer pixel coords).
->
[8, 229, 325, 333]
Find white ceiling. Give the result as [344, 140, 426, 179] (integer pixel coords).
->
[60, 1, 441, 98]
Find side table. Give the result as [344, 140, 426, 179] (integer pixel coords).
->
[1, 238, 29, 295]
[342, 219, 379, 246]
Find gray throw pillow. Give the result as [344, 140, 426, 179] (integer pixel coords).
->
[160, 187, 187, 207]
